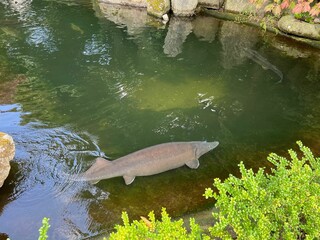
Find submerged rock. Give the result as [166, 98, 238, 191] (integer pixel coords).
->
[278, 15, 320, 41]
[171, 0, 198, 16]
[0, 132, 15, 188]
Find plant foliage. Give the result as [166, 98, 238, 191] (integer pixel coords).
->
[250, 0, 320, 21]
[204, 141, 320, 239]
[38, 217, 50, 240]
[109, 208, 207, 240]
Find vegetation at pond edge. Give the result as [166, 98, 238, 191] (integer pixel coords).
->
[203, 141, 320, 239]
[38, 218, 50, 240]
[251, 0, 320, 22]
[31, 141, 320, 239]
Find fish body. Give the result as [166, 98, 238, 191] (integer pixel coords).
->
[73, 141, 219, 185]
[244, 48, 283, 83]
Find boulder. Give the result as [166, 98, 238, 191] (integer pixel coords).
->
[171, 0, 198, 16]
[0, 132, 15, 188]
[278, 15, 320, 41]
[199, 0, 222, 9]
[147, 0, 170, 18]
[224, 0, 267, 16]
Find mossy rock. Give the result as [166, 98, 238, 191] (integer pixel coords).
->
[278, 15, 320, 41]
[147, 0, 170, 18]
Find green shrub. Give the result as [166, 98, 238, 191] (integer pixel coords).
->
[38, 217, 50, 240]
[109, 208, 207, 240]
[204, 141, 320, 239]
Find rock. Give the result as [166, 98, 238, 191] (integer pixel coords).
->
[0, 132, 15, 188]
[171, 0, 198, 16]
[162, 13, 169, 22]
[98, 0, 147, 8]
[199, 0, 222, 9]
[147, 0, 170, 18]
[224, 0, 267, 16]
[269, 37, 312, 58]
[278, 15, 320, 41]
[163, 17, 193, 57]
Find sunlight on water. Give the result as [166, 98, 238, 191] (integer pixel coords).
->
[0, 0, 320, 239]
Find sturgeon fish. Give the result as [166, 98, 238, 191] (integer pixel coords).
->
[72, 141, 219, 185]
[244, 48, 283, 83]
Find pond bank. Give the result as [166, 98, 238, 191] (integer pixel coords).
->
[97, 0, 320, 49]
[203, 9, 320, 49]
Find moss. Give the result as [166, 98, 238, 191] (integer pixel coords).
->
[147, 0, 170, 17]
[131, 77, 226, 111]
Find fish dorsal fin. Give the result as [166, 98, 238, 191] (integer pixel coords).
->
[85, 157, 112, 175]
[186, 159, 200, 169]
[123, 175, 135, 185]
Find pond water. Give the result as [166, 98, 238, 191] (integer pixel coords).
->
[1, 0, 320, 239]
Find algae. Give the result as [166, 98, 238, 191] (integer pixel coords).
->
[131, 77, 226, 111]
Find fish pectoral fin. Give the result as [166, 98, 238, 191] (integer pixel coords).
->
[123, 175, 135, 185]
[186, 159, 200, 169]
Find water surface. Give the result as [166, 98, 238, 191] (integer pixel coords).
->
[0, 0, 320, 239]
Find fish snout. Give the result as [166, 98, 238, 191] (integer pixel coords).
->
[195, 141, 219, 157]
[208, 141, 219, 150]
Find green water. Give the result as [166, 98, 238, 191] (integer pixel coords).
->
[1, 0, 320, 239]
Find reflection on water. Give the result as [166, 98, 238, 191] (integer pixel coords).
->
[1, 0, 320, 239]
[0, 105, 109, 239]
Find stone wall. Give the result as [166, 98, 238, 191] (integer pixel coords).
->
[98, 0, 222, 17]
[96, 0, 320, 45]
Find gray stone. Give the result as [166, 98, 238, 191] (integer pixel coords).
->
[0, 132, 15, 188]
[163, 17, 193, 57]
[147, 0, 170, 18]
[98, 0, 147, 8]
[278, 15, 320, 41]
[171, 0, 198, 16]
[199, 0, 222, 9]
[224, 0, 267, 16]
